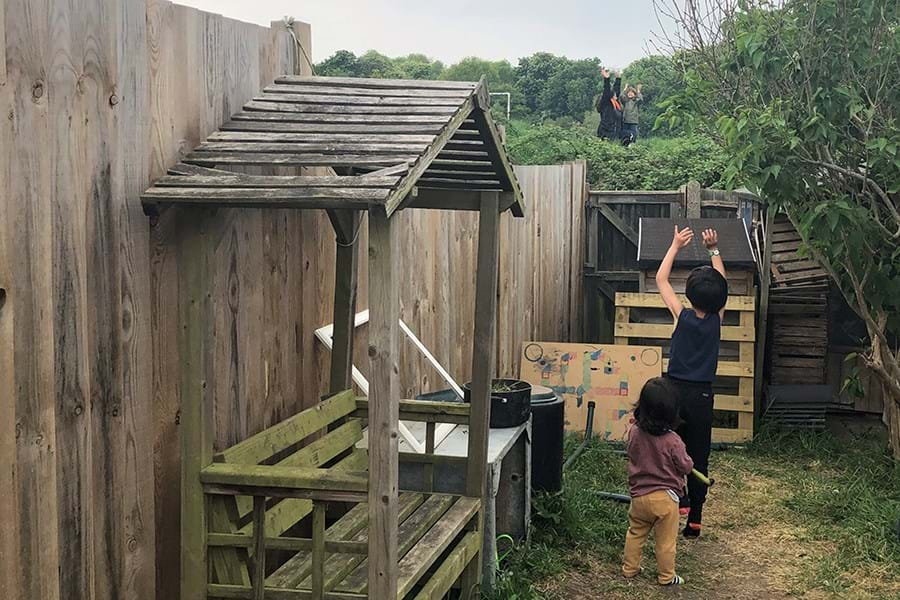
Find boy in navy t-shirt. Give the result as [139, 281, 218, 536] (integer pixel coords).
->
[655, 225, 728, 538]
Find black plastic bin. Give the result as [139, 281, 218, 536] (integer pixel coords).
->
[462, 378, 532, 428]
[530, 385, 564, 492]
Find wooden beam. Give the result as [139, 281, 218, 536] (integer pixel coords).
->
[754, 208, 775, 423]
[179, 210, 213, 600]
[463, 192, 501, 591]
[367, 210, 400, 598]
[252, 497, 266, 600]
[328, 210, 361, 393]
[586, 191, 680, 206]
[597, 203, 638, 246]
[685, 180, 702, 218]
[470, 99, 525, 217]
[311, 502, 326, 600]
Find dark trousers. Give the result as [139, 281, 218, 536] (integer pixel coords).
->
[668, 376, 714, 523]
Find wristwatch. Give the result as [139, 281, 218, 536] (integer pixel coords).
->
[708, 248, 720, 257]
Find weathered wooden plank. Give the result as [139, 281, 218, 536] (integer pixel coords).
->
[254, 92, 465, 107]
[231, 111, 451, 125]
[413, 530, 481, 600]
[184, 152, 419, 168]
[329, 210, 361, 393]
[214, 390, 356, 464]
[155, 173, 401, 189]
[265, 83, 473, 98]
[207, 583, 367, 599]
[615, 322, 756, 342]
[201, 464, 368, 492]
[252, 496, 267, 600]
[367, 211, 400, 598]
[711, 428, 753, 443]
[470, 102, 524, 216]
[209, 131, 437, 144]
[275, 75, 477, 90]
[311, 502, 326, 600]
[243, 100, 459, 115]
[208, 534, 368, 554]
[145, 187, 389, 206]
[336, 494, 458, 594]
[714, 395, 754, 412]
[196, 141, 430, 155]
[615, 292, 756, 311]
[660, 358, 753, 377]
[209, 497, 251, 586]
[396, 497, 481, 597]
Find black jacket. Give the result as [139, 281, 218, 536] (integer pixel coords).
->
[596, 76, 622, 138]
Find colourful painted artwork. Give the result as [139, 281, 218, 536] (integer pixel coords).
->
[519, 342, 663, 441]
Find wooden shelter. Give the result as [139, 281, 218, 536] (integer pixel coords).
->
[142, 75, 524, 600]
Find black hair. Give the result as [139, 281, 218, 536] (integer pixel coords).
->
[633, 377, 680, 436]
[686, 266, 728, 314]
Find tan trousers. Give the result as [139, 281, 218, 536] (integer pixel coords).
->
[622, 489, 680, 584]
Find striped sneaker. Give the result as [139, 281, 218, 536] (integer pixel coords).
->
[662, 575, 685, 586]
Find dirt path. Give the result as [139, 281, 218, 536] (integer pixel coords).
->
[533, 457, 839, 600]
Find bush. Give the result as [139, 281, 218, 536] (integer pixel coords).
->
[505, 122, 727, 190]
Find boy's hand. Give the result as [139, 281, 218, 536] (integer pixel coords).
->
[702, 228, 719, 249]
[671, 225, 693, 250]
[637, 83, 644, 92]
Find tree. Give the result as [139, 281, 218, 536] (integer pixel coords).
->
[539, 58, 603, 122]
[657, 0, 900, 454]
[316, 50, 359, 77]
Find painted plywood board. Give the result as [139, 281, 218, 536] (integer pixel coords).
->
[519, 342, 662, 440]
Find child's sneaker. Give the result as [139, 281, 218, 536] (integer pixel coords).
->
[661, 575, 685, 586]
[682, 522, 702, 538]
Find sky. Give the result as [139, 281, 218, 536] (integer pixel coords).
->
[175, 0, 669, 69]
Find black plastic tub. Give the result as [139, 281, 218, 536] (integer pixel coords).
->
[530, 385, 564, 492]
[463, 378, 532, 428]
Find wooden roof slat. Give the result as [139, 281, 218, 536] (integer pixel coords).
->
[222, 121, 446, 135]
[426, 159, 496, 173]
[155, 173, 402, 189]
[231, 111, 451, 124]
[275, 75, 477, 91]
[244, 100, 459, 115]
[208, 131, 436, 144]
[253, 93, 465, 107]
[265, 83, 474, 99]
[196, 142, 431, 155]
[143, 186, 389, 206]
[183, 152, 419, 168]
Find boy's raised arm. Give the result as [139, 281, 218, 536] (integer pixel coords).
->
[656, 225, 693, 319]
[702, 228, 727, 319]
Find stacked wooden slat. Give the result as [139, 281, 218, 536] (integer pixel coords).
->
[142, 75, 523, 217]
[768, 216, 829, 386]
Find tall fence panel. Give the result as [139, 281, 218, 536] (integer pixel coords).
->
[1, 3, 586, 598]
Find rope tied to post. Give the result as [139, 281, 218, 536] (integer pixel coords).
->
[282, 16, 315, 76]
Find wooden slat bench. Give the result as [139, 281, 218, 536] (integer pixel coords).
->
[202, 389, 481, 600]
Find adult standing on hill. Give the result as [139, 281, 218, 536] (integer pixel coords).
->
[596, 68, 622, 140]
[621, 83, 644, 145]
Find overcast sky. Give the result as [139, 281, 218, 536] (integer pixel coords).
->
[176, 0, 668, 69]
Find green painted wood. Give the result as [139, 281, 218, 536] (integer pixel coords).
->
[207, 534, 367, 554]
[252, 497, 266, 600]
[412, 531, 481, 600]
[215, 390, 356, 465]
[396, 497, 481, 598]
[311, 503, 326, 600]
[207, 584, 367, 599]
[201, 464, 367, 492]
[335, 494, 457, 594]
[352, 398, 469, 421]
[267, 493, 425, 590]
[209, 497, 251, 586]
[179, 211, 214, 600]
[233, 420, 363, 523]
[238, 449, 367, 539]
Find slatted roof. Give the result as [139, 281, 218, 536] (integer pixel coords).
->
[142, 75, 524, 218]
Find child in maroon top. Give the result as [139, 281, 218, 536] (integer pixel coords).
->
[622, 377, 693, 585]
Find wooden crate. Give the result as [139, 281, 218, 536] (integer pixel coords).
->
[614, 292, 756, 443]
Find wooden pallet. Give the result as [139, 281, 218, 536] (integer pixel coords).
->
[614, 292, 756, 443]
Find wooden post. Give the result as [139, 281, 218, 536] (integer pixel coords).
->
[328, 210, 361, 393]
[179, 210, 213, 600]
[367, 209, 399, 599]
[754, 207, 775, 422]
[252, 496, 266, 600]
[685, 180, 702, 218]
[463, 192, 501, 595]
[311, 502, 326, 600]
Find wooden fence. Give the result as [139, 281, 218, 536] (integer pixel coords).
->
[0, 2, 584, 598]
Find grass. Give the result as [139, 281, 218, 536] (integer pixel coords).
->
[486, 423, 900, 599]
